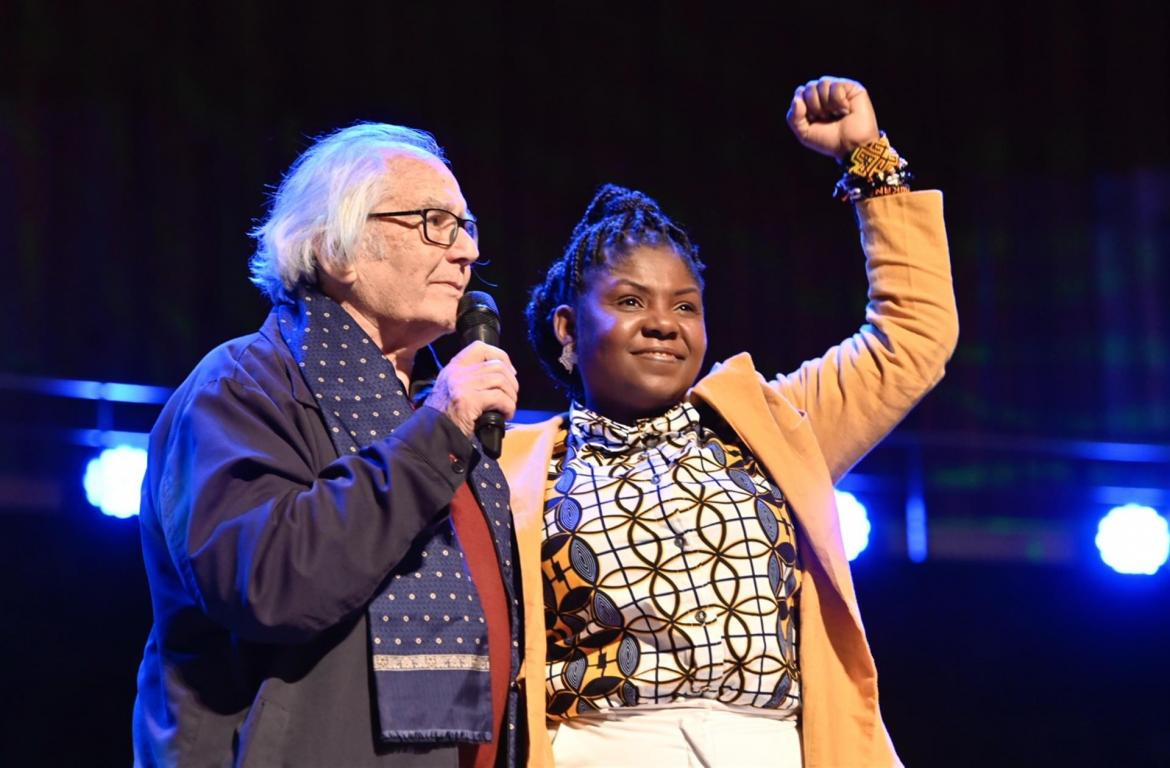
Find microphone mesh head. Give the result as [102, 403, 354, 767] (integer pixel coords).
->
[457, 291, 500, 340]
[459, 290, 499, 318]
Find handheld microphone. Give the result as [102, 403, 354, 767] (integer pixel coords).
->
[456, 291, 505, 459]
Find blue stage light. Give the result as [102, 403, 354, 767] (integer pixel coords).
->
[83, 444, 148, 518]
[835, 490, 871, 561]
[1095, 503, 1170, 575]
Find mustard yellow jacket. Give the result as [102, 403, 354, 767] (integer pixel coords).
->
[499, 191, 958, 768]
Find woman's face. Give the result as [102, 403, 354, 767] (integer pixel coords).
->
[556, 245, 707, 423]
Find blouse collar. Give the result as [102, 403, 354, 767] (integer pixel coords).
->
[567, 401, 702, 454]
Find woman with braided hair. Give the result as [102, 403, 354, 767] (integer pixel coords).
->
[499, 76, 958, 767]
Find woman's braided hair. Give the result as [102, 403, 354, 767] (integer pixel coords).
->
[525, 183, 705, 398]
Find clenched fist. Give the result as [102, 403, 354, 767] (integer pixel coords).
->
[424, 341, 518, 438]
[786, 77, 881, 161]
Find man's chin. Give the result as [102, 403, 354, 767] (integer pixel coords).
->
[429, 315, 459, 339]
[397, 314, 457, 349]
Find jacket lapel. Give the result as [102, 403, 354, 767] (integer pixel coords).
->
[498, 418, 564, 768]
[690, 352, 863, 623]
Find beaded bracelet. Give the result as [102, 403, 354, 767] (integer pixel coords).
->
[833, 133, 913, 203]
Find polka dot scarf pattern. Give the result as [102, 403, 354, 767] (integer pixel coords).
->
[276, 289, 521, 751]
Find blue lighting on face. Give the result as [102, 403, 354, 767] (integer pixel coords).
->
[1095, 504, 1170, 575]
[83, 444, 148, 518]
[835, 490, 872, 561]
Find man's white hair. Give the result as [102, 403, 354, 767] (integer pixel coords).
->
[249, 122, 447, 303]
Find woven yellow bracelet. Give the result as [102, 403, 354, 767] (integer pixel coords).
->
[834, 132, 912, 203]
[844, 133, 901, 179]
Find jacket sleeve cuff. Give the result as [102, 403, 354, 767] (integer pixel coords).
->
[854, 189, 943, 231]
[386, 405, 477, 489]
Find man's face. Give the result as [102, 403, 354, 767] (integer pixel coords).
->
[342, 152, 479, 352]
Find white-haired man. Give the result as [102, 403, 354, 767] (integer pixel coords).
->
[133, 124, 524, 767]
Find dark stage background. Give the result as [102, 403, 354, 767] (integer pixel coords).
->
[3, 2, 1170, 766]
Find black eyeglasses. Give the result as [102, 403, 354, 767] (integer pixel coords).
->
[367, 208, 479, 247]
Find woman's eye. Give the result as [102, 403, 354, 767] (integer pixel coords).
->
[617, 296, 641, 307]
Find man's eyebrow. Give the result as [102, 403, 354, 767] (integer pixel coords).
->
[419, 197, 469, 215]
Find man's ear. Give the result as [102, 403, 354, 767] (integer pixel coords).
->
[316, 253, 358, 288]
[315, 233, 359, 294]
[552, 305, 575, 346]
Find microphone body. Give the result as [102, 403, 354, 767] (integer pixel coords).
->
[456, 291, 505, 459]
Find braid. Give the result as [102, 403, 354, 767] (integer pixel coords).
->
[526, 183, 706, 399]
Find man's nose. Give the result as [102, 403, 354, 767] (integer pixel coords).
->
[448, 226, 479, 266]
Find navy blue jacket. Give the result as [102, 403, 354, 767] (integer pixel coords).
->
[133, 311, 497, 767]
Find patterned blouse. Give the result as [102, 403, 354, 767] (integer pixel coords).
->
[541, 402, 802, 721]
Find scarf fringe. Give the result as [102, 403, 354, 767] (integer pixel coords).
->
[380, 728, 493, 744]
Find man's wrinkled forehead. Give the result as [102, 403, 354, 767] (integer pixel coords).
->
[381, 144, 445, 169]
[378, 149, 467, 211]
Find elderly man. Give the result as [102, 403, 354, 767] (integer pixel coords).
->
[133, 124, 522, 767]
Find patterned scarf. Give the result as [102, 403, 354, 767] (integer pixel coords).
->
[276, 288, 521, 753]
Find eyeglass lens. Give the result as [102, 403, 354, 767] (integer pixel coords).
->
[423, 210, 477, 245]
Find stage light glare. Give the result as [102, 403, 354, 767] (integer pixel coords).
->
[83, 444, 148, 518]
[1095, 503, 1170, 575]
[835, 490, 872, 561]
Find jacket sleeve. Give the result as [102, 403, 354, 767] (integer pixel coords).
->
[767, 190, 959, 481]
[154, 373, 474, 644]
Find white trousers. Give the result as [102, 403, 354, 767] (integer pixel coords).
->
[549, 700, 802, 768]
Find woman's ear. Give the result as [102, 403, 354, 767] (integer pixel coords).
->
[552, 305, 576, 347]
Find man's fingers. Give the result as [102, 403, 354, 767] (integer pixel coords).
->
[450, 341, 514, 372]
[426, 341, 519, 437]
[456, 340, 501, 362]
[460, 363, 519, 401]
[472, 370, 518, 400]
[482, 357, 518, 375]
[462, 378, 517, 421]
[479, 347, 512, 367]
[482, 392, 517, 420]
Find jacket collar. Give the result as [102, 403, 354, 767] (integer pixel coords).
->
[689, 353, 862, 621]
[259, 305, 330, 409]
